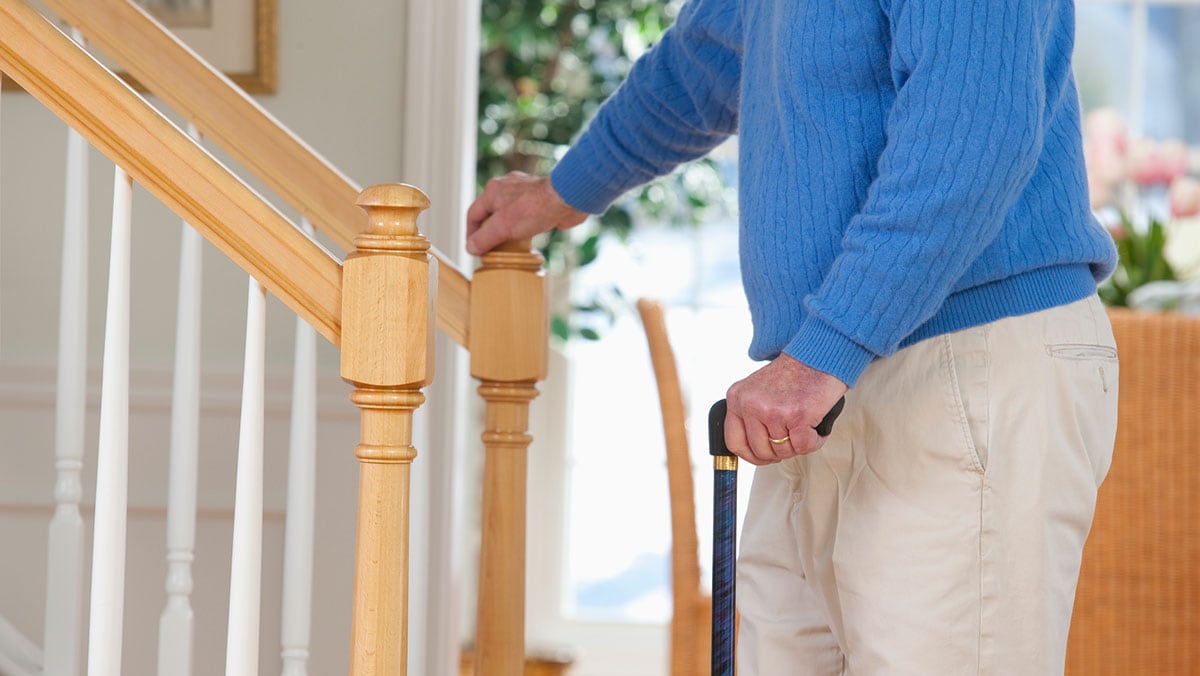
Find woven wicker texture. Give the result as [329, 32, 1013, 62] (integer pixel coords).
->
[637, 299, 712, 676]
[1066, 309, 1200, 675]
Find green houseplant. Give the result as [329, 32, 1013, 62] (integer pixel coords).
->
[1098, 216, 1179, 308]
[477, 0, 732, 341]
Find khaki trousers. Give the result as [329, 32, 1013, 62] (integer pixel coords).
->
[737, 296, 1119, 675]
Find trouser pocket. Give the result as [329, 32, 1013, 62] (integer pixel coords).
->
[946, 326, 990, 473]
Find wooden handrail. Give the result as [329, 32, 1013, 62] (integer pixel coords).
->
[0, 0, 342, 345]
[41, 0, 473, 347]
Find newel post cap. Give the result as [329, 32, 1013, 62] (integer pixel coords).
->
[355, 184, 431, 239]
[357, 183, 431, 210]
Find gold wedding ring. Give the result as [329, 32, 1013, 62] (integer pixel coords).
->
[769, 435, 790, 445]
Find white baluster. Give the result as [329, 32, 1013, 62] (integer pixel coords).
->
[158, 124, 204, 676]
[86, 167, 133, 676]
[280, 219, 316, 676]
[44, 102, 90, 676]
[226, 279, 266, 676]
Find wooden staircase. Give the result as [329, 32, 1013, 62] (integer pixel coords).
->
[0, 1, 545, 673]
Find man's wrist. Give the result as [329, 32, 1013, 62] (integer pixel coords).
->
[784, 316, 875, 389]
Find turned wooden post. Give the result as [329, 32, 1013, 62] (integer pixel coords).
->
[342, 184, 434, 676]
[470, 240, 548, 676]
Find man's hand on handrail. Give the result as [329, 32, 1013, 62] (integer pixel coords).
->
[466, 172, 587, 256]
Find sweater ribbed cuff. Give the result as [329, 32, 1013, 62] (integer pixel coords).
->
[783, 315, 876, 388]
[549, 144, 625, 215]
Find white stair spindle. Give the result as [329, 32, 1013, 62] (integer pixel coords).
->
[86, 167, 133, 676]
[44, 112, 90, 676]
[158, 123, 205, 676]
[226, 279, 266, 676]
[280, 219, 317, 676]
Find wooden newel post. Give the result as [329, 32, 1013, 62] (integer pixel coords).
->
[470, 239, 548, 676]
[341, 184, 434, 676]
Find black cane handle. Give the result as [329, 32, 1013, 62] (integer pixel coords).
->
[709, 399, 733, 457]
[708, 397, 845, 456]
[814, 397, 846, 437]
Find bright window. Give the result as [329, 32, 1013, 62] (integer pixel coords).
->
[563, 197, 755, 625]
[1075, 0, 1200, 140]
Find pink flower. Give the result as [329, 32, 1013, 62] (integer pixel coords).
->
[1082, 109, 1128, 206]
[1169, 176, 1200, 219]
[1084, 141, 1124, 207]
[1128, 138, 1169, 185]
[1125, 138, 1191, 186]
[1161, 140, 1189, 183]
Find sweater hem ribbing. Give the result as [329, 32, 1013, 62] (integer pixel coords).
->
[900, 264, 1099, 349]
[782, 264, 1098, 387]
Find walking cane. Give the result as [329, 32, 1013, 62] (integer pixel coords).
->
[708, 397, 845, 675]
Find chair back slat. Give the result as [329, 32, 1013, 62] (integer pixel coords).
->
[636, 299, 711, 676]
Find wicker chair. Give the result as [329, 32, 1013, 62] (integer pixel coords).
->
[1066, 308, 1200, 674]
[636, 299, 712, 676]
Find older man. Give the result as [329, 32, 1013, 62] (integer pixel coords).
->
[467, 1, 1119, 672]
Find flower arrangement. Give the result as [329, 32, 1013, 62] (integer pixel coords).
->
[1084, 108, 1200, 311]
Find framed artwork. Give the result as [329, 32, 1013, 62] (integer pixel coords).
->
[3, 0, 277, 93]
[136, 0, 277, 93]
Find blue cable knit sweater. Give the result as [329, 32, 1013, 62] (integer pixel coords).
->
[550, 0, 1117, 387]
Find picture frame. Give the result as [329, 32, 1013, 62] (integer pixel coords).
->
[2, 0, 277, 94]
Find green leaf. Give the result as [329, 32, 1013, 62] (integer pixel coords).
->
[598, 207, 633, 238]
[1100, 214, 1180, 308]
[550, 315, 570, 342]
[577, 234, 602, 267]
[579, 328, 602, 340]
